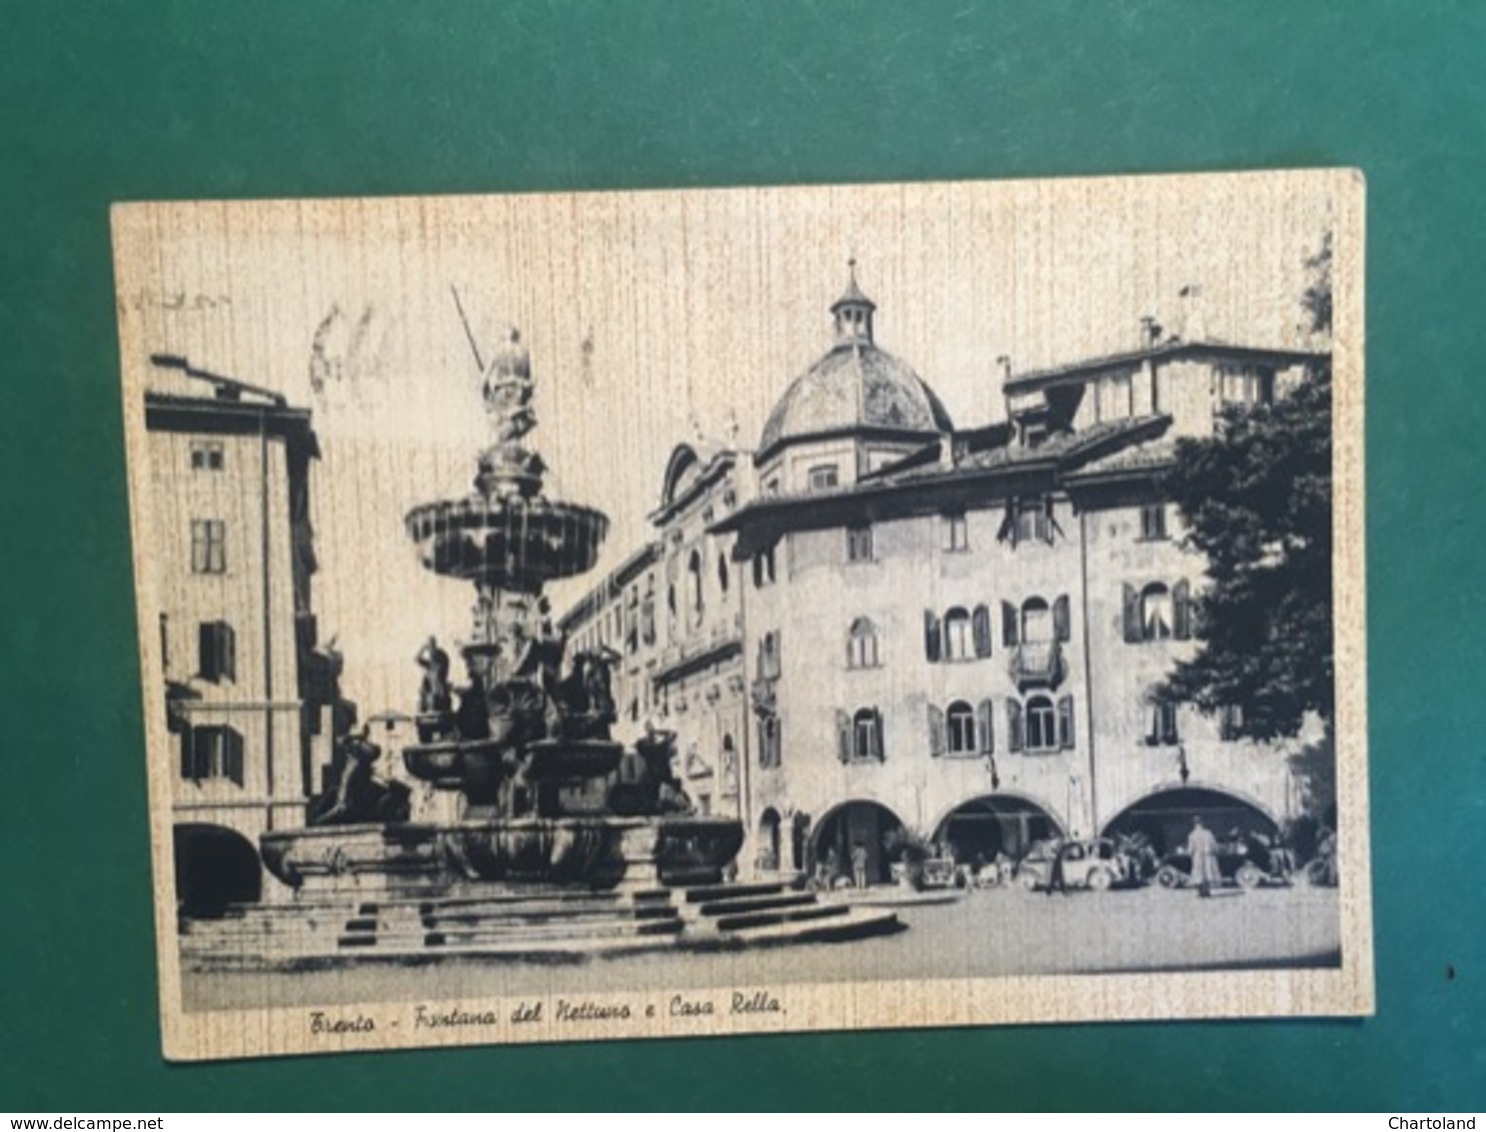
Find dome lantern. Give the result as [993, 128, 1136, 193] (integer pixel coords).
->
[830, 258, 876, 346]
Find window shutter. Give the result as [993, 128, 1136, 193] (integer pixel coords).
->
[221, 622, 236, 682]
[1042, 499, 1056, 545]
[1122, 583, 1140, 643]
[225, 728, 244, 785]
[972, 604, 993, 657]
[871, 709, 885, 761]
[1053, 595, 1071, 642]
[1057, 695, 1075, 749]
[976, 699, 995, 754]
[191, 728, 212, 779]
[923, 610, 942, 663]
[198, 622, 216, 682]
[1006, 700, 1024, 753]
[835, 711, 851, 763]
[1001, 601, 1019, 648]
[179, 729, 193, 779]
[1173, 579, 1192, 640]
[997, 503, 1016, 547]
[1145, 701, 1160, 746]
[927, 704, 945, 757]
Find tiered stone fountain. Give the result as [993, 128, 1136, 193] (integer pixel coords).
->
[180, 321, 899, 971]
[259, 328, 744, 898]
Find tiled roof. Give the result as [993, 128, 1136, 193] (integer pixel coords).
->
[1005, 340, 1327, 393]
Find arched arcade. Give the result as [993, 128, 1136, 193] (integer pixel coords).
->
[173, 823, 263, 919]
[808, 799, 907, 886]
[1100, 785, 1279, 856]
[931, 793, 1064, 866]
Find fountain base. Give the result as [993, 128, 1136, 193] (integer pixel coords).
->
[260, 815, 745, 897]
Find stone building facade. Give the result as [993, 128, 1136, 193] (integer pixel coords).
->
[561, 269, 1328, 883]
[143, 355, 342, 912]
[559, 443, 747, 821]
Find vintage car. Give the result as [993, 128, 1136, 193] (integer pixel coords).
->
[1155, 831, 1295, 890]
[1016, 838, 1132, 892]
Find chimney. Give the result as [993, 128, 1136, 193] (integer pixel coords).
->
[1139, 316, 1162, 349]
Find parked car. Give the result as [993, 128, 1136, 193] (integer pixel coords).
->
[1017, 838, 1132, 892]
[1155, 831, 1295, 890]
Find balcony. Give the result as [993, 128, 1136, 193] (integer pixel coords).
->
[1009, 640, 1066, 691]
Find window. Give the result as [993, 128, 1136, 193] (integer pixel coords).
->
[1219, 704, 1244, 741]
[1140, 503, 1168, 541]
[846, 524, 874, 563]
[159, 613, 169, 672]
[946, 701, 976, 754]
[752, 545, 776, 588]
[1148, 701, 1180, 746]
[190, 441, 225, 471]
[717, 553, 729, 594]
[1217, 364, 1274, 407]
[808, 464, 839, 491]
[1140, 583, 1173, 640]
[943, 511, 968, 552]
[1007, 694, 1075, 753]
[198, 620, 236, 683]
[190, 519, 227, 574]
[1025, 695, 1057, 751]
[847, 617, 881, 669]
[757, 630, 781, 680]
[1016, 499, 1049, 543]
[943, 607, 973, 660]
[1003, 497, 1054, 547]
[1020, 597, 1051, 644]
[180, 724, 244, 785]
[1003, 596, 1070, 648]
[764, 477, 781, 497]
[928, 699, 995, 758]
[640, 577, 657, 647]
[927, 606, 992, 663]
[688, 549, 704, 622]
[758, 713, 781, 768]
[850, 708, 884, 762]
[625, 584, 639, 654]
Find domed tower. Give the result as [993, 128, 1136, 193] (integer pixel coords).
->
[756, 262, 952, 493]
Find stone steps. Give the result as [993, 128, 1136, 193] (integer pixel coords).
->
[710, 902, 851, 933]
[180, 879, 902, 969]
[681, 881, 787, 904]
[694, 891, 818, 917]
[713, 906, 903, 947]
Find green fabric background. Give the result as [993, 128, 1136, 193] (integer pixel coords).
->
[2, 0, 1481, 1112]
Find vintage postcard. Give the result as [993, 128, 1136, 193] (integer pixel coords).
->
[112, 170, 1370, 1061]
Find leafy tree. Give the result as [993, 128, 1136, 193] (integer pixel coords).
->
[1158, 236, 1333, 743]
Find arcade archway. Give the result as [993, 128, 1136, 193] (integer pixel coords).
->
[808, 800, 907, 886]
[1100, 786, 1278, 856]
[932, 794, 1064, 866]
[173, 823, 262, 919]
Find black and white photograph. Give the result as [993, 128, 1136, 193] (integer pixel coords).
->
[113, 170, 1370, 1061]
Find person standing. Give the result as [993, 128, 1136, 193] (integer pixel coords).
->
[850, 842, 869, 889]
[1184, 816, 1221, 897]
